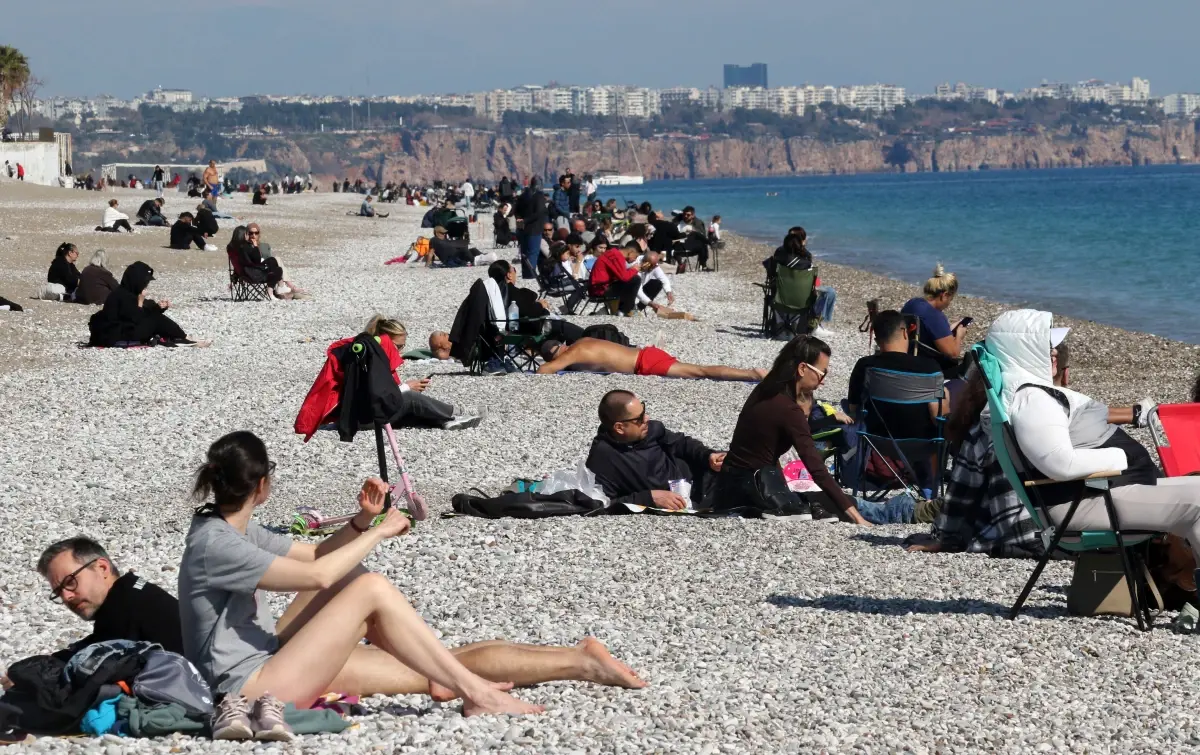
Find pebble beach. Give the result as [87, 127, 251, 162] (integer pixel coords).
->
[2, 181, 1200, 753]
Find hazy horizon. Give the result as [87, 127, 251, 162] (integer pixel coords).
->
[5, 0, 1198, 99]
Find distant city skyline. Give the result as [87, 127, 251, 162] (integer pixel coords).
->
[5, 0, 1199, 98]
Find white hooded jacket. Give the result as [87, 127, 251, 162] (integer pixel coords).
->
[984, 309, 1126, 481]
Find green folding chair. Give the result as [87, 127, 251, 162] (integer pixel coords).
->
[757, 266, 817, 338]
[973, 343, 1161, 630]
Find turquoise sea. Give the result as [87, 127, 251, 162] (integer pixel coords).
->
[630, 166, 1200, 343]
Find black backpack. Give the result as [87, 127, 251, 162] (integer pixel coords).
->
[582, 323, 631, 348]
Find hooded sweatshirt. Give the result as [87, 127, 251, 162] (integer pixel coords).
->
[985, 309, 1126, 482]
[585, 421, 715, 507]
[87, 261, 162, 346]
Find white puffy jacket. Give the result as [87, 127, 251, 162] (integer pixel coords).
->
[985, 309, 1126, 480]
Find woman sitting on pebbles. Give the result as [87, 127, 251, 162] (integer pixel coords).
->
[87, 261, 208, 347]
[76, 249, 119, 305]
[713, 334, 871, 524]
[97, 199, 134, 233]
[182, 431, 645, 738]
[44, 242, 81, 301]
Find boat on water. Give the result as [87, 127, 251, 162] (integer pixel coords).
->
[593, 170, 644, 187]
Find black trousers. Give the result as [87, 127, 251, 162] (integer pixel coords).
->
[134, 312, 187, 343]
[609, 277, 642, 315]
[674, 236, 709, 267]
[386, 390, 455, 428]
[98, 219, 134, 233]
[173, 226, 207, 250]
[636, 279, 664, 310]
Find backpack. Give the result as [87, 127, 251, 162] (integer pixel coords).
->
[411, 237, 431, 257]
[582, 323, 631, 348]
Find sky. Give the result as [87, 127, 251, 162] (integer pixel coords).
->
[6, 0, 1198, 99]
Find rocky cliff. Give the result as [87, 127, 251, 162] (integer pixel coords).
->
[93, 123, 1200, 184]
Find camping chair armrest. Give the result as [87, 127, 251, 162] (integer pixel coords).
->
[1023, 470, 1124, 487]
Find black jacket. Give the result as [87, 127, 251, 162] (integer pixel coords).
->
[586, 421, 715, 507]
[448, 278, 501, 364]
[649, 219, 683, 254]
[169, 220, 198, 249]
[136, 200, 160, 221]
[47, 257, 80, 292]
[87, 261, 162, 346]
[53, 574, 183, 662]
[515, 187, 548, 232]
[194, 207, 219, 237]
[334, 334, 408, 441]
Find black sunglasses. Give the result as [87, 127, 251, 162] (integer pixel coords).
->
[50, 558, 99, 603]
[616, 403, 647, 426]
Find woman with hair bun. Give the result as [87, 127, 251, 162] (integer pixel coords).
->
[180, 431, 644, 738]
[901, 263, 970, 368]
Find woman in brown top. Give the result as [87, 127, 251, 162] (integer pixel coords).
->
[716, 335, 870, 524]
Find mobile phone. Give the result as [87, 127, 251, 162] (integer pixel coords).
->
[425, 373, 434, 380]
[958, 317, 974, 328]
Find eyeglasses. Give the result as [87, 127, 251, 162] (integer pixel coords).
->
[267, 461, 277, 477]
[616, 403, 648, 426]
[50, 558, 99, 603]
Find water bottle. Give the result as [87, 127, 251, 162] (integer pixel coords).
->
[507, 302, 519, 332]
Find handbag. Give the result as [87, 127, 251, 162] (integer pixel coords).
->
[752, 466, 802, 511]
[1067, 551, 1162, 617]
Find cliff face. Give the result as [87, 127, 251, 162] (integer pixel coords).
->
[96, 123, 1198, 184]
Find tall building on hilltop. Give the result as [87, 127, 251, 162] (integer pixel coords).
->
[724, 63, 768, 89]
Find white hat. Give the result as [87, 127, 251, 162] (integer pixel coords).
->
[1050, 327, 1070, 348]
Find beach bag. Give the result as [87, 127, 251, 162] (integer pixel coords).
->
[752, 465, 801, 511]
[132, 650, 213, 717]
[1067, 551, 1162, 617]
[581, 323, 631, 348]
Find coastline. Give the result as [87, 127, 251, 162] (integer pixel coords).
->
[718, 230, 1200, 410]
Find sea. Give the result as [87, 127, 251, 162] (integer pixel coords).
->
[630, 166, 1200, 344]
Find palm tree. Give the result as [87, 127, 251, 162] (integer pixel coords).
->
[0, 46, 31, 129]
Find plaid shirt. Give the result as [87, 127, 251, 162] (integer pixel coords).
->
[933, 419, 1043, 558]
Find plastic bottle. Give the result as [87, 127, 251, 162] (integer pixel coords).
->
[507, 302, 519, 332]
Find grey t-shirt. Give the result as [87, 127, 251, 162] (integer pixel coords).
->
[178, 516, 293, 694]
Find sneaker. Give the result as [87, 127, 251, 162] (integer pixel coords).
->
[173, 338, 213, 348]
[1173, 603, 1199, 633]
[211, 695, 254, 740]
[204, 244, 218, 252]
[250, 694, 295, 742]
[762, 498, 813, 520]
[442, 411, 484, 431]
[809, 500, 840, 523]
[812, 326, 835, 339]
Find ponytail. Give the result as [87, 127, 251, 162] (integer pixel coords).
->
[55, 242, 76, 259]
[192, 431, 272, 517]
[364, 314, 406, 339]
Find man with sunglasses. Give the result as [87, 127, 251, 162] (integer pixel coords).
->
[34, 538, 183, 660]
[586, 391, 725, 511]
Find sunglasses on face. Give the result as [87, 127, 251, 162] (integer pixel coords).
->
[616, 403, 647, 426]
[803, 363, 828, 382]
[50, 558, 99, 603]
[248, 230, 260, 236]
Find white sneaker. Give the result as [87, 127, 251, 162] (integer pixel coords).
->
[442, 412, 484, 431]
[204, 244, 218, 252]
[813, 326, 834, 339]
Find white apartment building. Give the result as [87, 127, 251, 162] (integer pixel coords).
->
[145, 88, 193, 105]
[934, 82, 999, 105]
[1163, 93, 1200, 117]
[847, 84, 907, 112]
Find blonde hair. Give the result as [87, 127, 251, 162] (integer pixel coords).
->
[923, 263, 959, 299]
[89, 249, 108, 269]
[365, 314, 407, 338]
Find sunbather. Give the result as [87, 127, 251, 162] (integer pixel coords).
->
[537, 337, 765, 381]
[586, 390, 724, 510]
[181, 431, 646, 725]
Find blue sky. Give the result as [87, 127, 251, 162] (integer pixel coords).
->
[6, 0, 1197, 98]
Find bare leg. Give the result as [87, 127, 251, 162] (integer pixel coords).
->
[239, 572, 542, 716]
[668, 362, 765, 382]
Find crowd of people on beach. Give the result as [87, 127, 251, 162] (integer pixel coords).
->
[7, 168, 1200, 746]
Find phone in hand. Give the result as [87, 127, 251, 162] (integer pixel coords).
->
[953, 316, 974, 332]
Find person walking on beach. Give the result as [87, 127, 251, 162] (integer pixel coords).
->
[515, 177, 548, 279]
[152, 165, 165, 198]
[16, 162, 24, 181]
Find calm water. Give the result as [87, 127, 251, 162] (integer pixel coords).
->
[629, 167, 1200, 343]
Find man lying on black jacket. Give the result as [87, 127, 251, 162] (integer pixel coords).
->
[0, 537, 182, 688]
[585, 390, 725, 511]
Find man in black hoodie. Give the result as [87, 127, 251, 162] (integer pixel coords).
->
[87, 261, 204, 347]
[169, 212, 208, 250]
[585, 390, 725, 511]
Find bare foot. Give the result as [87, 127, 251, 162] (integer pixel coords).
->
[462, 688, 544, 717]
[430, 678, 512, 703]
[578, 637, 647, 689]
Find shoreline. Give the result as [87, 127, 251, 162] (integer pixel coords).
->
[717, 230, 1200, 409]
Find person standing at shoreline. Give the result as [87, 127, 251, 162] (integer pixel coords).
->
[203, 160, 220, 198]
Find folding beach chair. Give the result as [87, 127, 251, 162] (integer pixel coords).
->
[466, 318, 546, 375]
[1148, 404, 1200, 478]
[851, 367, 947, 501]
[974, 344, 1161, 630]
[227, 250, 270, 302]
[537, 267, 586, 315]
[757, 266, 817, 338]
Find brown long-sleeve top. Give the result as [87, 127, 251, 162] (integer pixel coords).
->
[724, 387, 857, 513]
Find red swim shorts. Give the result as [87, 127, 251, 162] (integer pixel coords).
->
[634, 346, 678, 377]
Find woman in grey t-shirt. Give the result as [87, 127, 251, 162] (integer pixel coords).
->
[179, 431, 644, 715]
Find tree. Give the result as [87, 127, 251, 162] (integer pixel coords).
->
[0, 46, 30, 129]
[12, 75, 42, 136]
